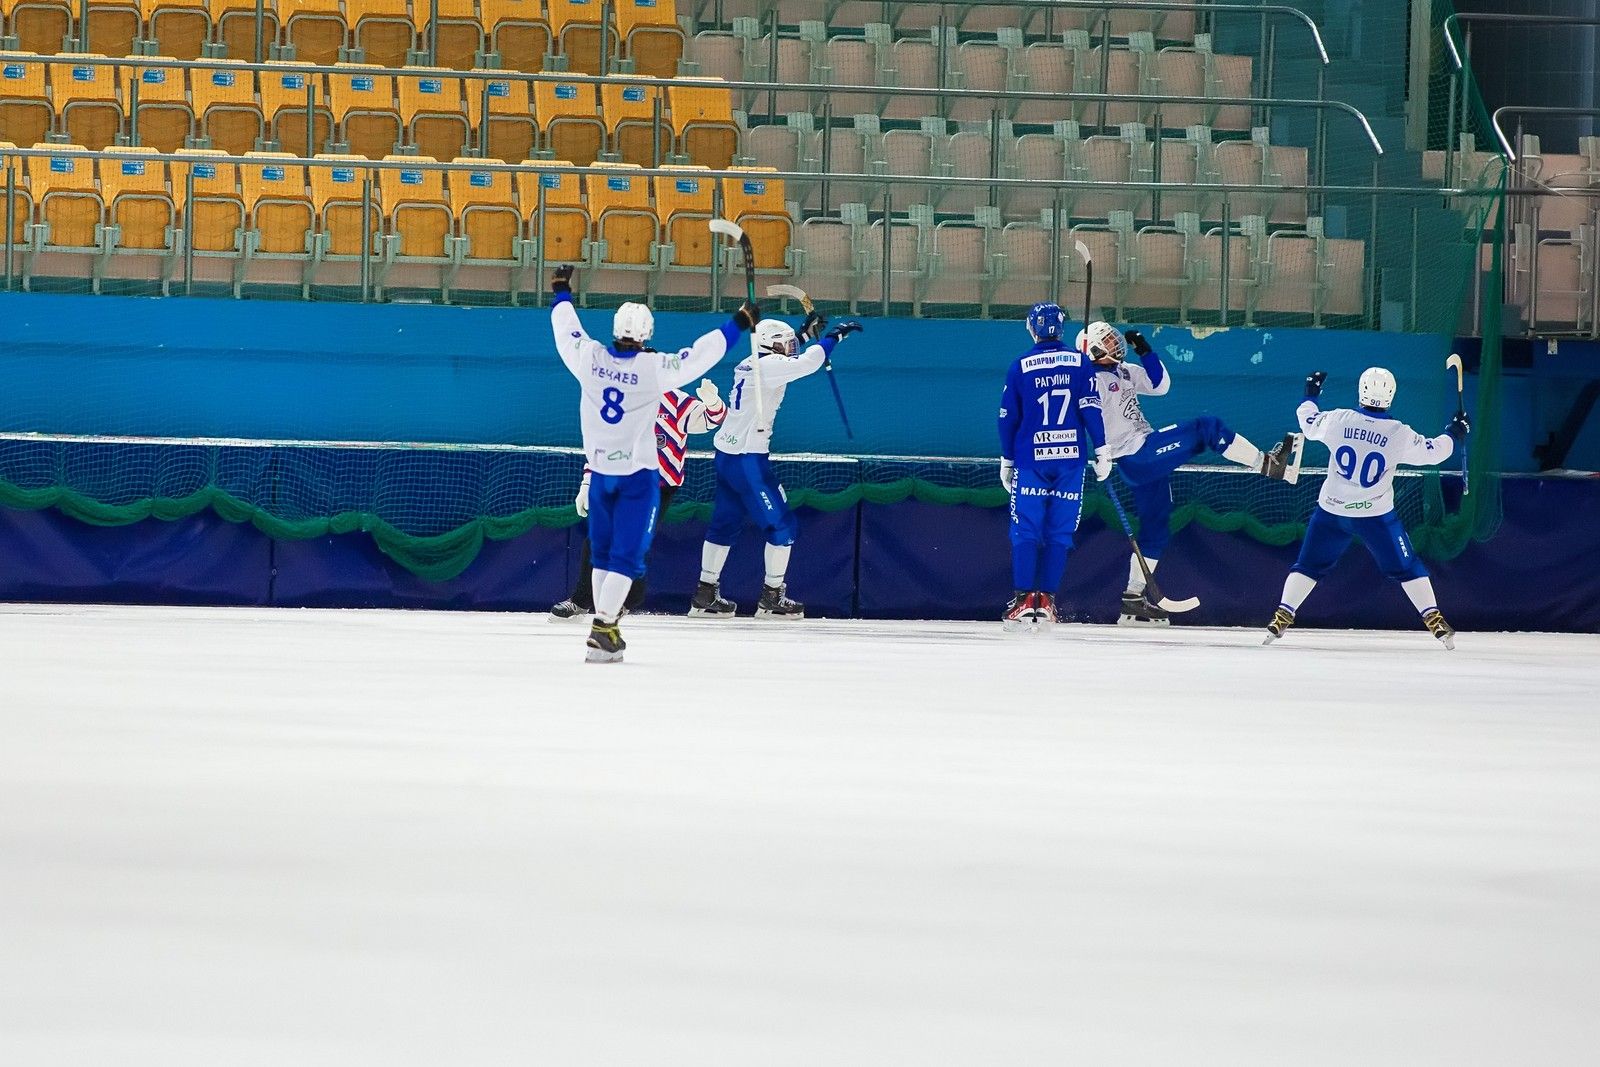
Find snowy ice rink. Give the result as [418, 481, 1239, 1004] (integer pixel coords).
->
[1, 604, 1596, 1065]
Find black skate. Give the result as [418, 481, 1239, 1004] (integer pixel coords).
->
[688, 580, 737, 618]
[585, 619, 626, 663]
[1117, 591, 1170, 626]
[1422, 609, 1456, 650]
[755, 583, 805, 620]
[1002, 591, 1033, 632]
[1261, 432, 1305, 484]
[549, 598, 590, 622]
[1262, 606, 1296, 645]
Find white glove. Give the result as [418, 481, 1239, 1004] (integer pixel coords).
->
[574, 470, 591, 518]
[696, 378, 723, 409]
[1091, 452, 1113, 482]
[999, 458, 1016, 493]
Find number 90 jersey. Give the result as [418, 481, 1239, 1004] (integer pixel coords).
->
[996, 341, 1107, 472]
[1298, 400, 1455, 516]
[551, 295, 739, 477]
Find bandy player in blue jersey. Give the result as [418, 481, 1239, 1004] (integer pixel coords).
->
[996, 302, 1106, 630]
[1265, 366, 1470, 648]
[548, 265, 756, 662]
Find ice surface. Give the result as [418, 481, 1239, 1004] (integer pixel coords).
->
[0, 605, 1597, 1065]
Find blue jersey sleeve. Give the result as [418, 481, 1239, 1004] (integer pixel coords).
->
[1138, 350, 1166, 390]
[1076, 365, 1106, 450]
[997, 361, 1022, 461]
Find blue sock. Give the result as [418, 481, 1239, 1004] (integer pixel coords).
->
[1012, 541, 1040, 590]
[1039, 543, 1070, 591]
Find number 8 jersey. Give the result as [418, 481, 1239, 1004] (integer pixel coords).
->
[551, 296, 739, 477]
[1298, 400, 1455, 516]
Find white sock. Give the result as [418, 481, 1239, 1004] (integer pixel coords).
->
[1279, 571, 1316, 613]
[1126, 554, 1158, 594]
[1223, 434, 1264, 469]
[593, 569, 632, 623]
[1401, 577, 1439, 616]
[700, 542, 730, 584]
[590, 567, 604, 613]
[763, 543, 792, 587]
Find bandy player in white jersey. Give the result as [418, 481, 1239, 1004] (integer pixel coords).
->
[690, 313, 863, 619]
[1079, 321, 1303, 623]
[1264, 366, 1470, 648]
[548, 264, 756, 662]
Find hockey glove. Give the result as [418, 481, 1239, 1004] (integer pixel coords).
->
[825, 320, 864, 342]
[1304, 370, 1327, 398]
[733, 301, 762, 331]
[1123, 329, 1152, 357]
[1091, 452, 1113, 482]
[999, 458, 1016, 493]
[799, 310, 827, 343]
[574, 469, 591, 518]
[551, 264, 574, 295]
[1446, 410, 1471, 440]
[696, 378, 723, 411]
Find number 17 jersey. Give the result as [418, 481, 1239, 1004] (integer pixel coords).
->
[996, 341, 1106, 472]
[1298, 400, 1454, 516]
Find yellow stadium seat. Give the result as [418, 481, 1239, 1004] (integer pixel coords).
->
[723, 166, 789, 270]
[398, 69, 467, 161]
[172, 147, 244, 253]
[377, 153, 448, 259]
[210, 0, 279, 60]
[309, 153, 378, 257]
[5, 1, 71, 56]
[259, 62, 330, 154]
[1, 140, 32, 249]
[463, 70, 535, 164]
[547, 0, 615, 76]
[328, 65, 400, 159]
[125, 59, 192, 153]
[517, 161, 584, 265]
[601, 74, 668, 167]
[280, 0, 346, 65]
[586, 161, 652, 266]
[667, 77, 737, 169]
[484, 0, 549, 74]
[52, 57, 123, 150]
[193, 62, 261, 155]
[535, 78, 601, 166]
[25, 145, 102, 252]
[652, 165, 712, 267]
[616, 0, 681, 79]
[446, 155, 520, 263]
[425, 0, 480, 70]
[0, 54, 53, 150]
[100, 147, 175, 252]
[348, 0, 416, 68]
[142, 0, 210, 60]
[85, 0, 143, 58]
[240, 151, 310, 254]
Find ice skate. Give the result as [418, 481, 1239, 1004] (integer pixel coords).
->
[585, 619, 626, 663]
[1002, 592, 1034, 632]
[549, 598, 590, 622]
[1117, 591, 1170, 626]
[1032, 592, 1058, 631]
[1261, 432, 1305, 484]
[687, 580, 737, 619]
[1422, 609, 1456, 650]
[1263, 606, 1296, 645]
[755, 583, 805, 620]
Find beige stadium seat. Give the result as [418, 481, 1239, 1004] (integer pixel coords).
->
[1077, 132, 1139, 219]
[193, 62, 261, 155]
[1088, 43, 1145, 127]
[586, 161, 654, 267]
[425, 0, 481, 70]
[100, 147, 176, 255]
[1191, 225, 1258, 317]
[535, 78, 603, 166]
[6, 0, 71, 55]
[879, 128, 936, 209]
[723, 165, 789, 270]
[281, 0, 346, 65]
[652, 165, 713, 268]
[0, 54, 53, 150]
[240, 151, 311, 255]
[1129, 222, 1198, 316]
[328, 65, 401, 159]
[464, 70, 537, 165]
[793, 217, 862, 306]
[1016, 36, 1088, 125]
[747, 122, 802, 173]
[518, 162, 586, 266]
[688, 31, 743, 84]
[378, 154, 450, 260]
[1010, 131, 1067, 220]
[126, 59, 193, 153]
[921, 221, 995, 311]
[1323, 237, 1363, 316]
[1152, 131, 1205, 222]
[942, 128, 999, 217]
[172, 148, 244, 255]
[997, 223, 1068, 309]
[1256, 230, 1322, 317]
[446, 156, 522, 264]
[1154, 47, 1206, 129]
[859, 218, 923, 309]
[949, 41, 1010, 124]
[821, 33, 880, 117]
[601, 75, 668, 167]
[616, 0, 682, 79]
[883, 37, 937, 122]
[53, 58, 124, 150]
[399, 70, 468, 162]
[484, 0, 550, 74]
[26, 144, 103, 253]
[260, 62, 331, 155]
[348, 0, 417, 67]
[211, 0, 279, 59]
[758, 34, 811, 117]
[142, 0, 211, 59]
[85, 0, 144, 59]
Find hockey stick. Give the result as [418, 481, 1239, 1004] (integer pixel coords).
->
[767, 283, 854, 439]
[1104, 473, 1201, 614]
[1074, 238, 1094, 327]
[710, 218, 764, 419]
[1446, 351, 1469, 497]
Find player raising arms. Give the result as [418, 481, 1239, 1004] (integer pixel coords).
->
[997, 303, 1105, 631]
[550, 380, 727, 621]
[1082, 321, 1303, 625]
[690, 313, 863, 620]
[1264, 367, 1470, 649]
[549, 265, 756, 662]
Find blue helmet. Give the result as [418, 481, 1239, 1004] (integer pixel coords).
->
[1026, 302, 1066, 343]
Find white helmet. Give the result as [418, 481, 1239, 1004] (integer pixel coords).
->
[1358, 366, 1397, 410]
[613, 301, 654, 346]
[753, 318, 797, 357]
[1084, 320, 1126, 364]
